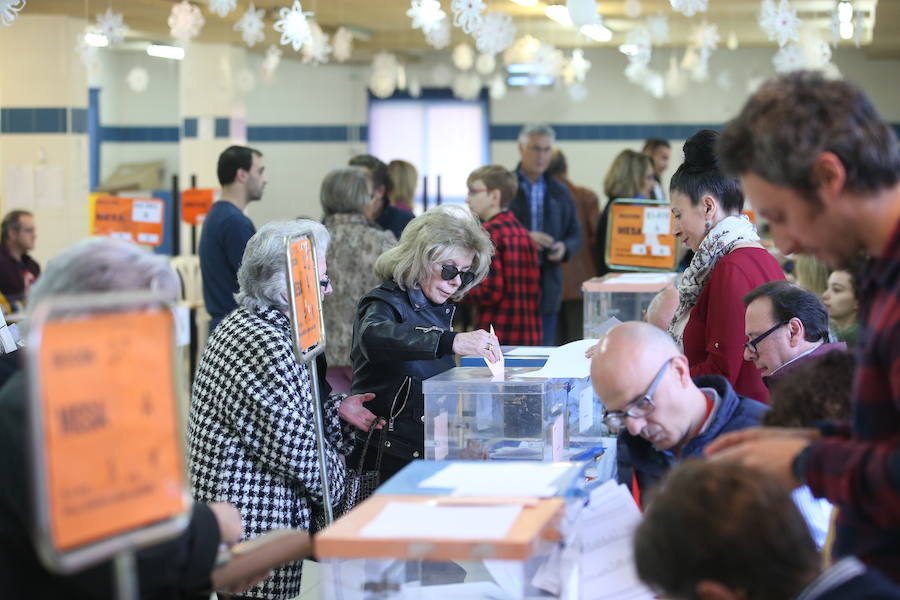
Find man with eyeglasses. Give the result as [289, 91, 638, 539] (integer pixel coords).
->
[590, 321, 768, 506]
[743, 281, 846, 390]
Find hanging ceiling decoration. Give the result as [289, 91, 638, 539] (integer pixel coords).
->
[451, 0, 486, 35]
[208, 0, 237, 19]
[96, 8, 127, 45]
[273, 0, 312, 52]
[168, 0, 205, 44]
[758, 0, 801, 47]
[407, 0, 447, 34]
[473, 12, 516, 55]
[645, 14, 670, 44]
[332, 26, 354, 62]
[261, 45, 283, 82]
[301, 21, 332, 65]
[126, 66, 149, 92]
[234, 3, 265, 48]
[0, 0, 25, 27]
[369, 51, 399, 98]
[669, 0, 707, 18]
[452, 43, 475, 70]
[426, 19, 451, 49]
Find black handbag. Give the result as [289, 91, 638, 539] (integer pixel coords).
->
[312, 420, 386, 533]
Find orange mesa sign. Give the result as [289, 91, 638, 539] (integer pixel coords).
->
[605, 200, 677, 271]
[90, 195, 164, 247]
[35, 308, 187, 552]
[287, 236, 324, 357]
[181, 188, 215, 225]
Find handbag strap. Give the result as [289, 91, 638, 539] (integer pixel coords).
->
[353, 420, 380, 477]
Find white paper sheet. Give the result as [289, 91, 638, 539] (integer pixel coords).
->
[34, 165, 65, 210]
[487, 324, 505, 381]
[606, 273, 674, 285]
[359, 502, 522, 540]
[406, 581, 515, 599]
[3, 165, 35, 211]
[418, 462, 572, 497]
[519, 339, 599, 379]
[505, 346, 555, 356]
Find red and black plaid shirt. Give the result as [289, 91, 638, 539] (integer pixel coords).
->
[805, 218, 900, 580]
[462, 210, 542, 346]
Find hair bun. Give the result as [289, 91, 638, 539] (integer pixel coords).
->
[681, 129, 720, 173]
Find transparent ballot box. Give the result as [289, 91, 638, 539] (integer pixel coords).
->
[314, 493, 565, 599]
[423, 367, 606, 462]
[582, 272, 677, 338]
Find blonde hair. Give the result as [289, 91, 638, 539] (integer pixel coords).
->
[792, 255, 830, 296]
[374, 210, 493, 301]
[604, 149, 652, 200]
[388, 160, 418, 208]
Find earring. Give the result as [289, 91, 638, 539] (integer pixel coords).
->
[705, 220, 711, 231]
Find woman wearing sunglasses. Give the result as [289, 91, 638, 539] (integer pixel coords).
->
[350, 209, 498, 480]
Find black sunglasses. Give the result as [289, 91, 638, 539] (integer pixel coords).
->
[440, 264, 476, 286]
[744, 320, 789, 354]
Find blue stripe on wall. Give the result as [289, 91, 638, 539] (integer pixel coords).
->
[1, 108, 69, 133]
[183, 118, 197, 138]
[101, 126, 180, 142]
[490, 123, 723, 141]
[70, 108, 88, 134]
[247, 125, 364, 142]
[214, 118, 230, 138]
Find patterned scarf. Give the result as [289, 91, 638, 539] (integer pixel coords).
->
[668, 215, 760, 348]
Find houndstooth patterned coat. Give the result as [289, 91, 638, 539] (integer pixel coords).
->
[188, 306, 353, 599]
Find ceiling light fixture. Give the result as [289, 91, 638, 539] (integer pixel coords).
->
[510, 0, 539, 5]
[837, 1, 853, 23]
[580, 23, 612, 41]
[147, 44, 185, 60]
[839, 20, 854, 39]
[545, 4, 574, 27]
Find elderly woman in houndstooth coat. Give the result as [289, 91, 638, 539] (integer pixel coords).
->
[188, 219, 378, 600]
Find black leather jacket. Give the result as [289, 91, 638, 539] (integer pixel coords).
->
[350, 280, 456, 463]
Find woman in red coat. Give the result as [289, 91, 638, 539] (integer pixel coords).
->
[668, 130, 784, 403]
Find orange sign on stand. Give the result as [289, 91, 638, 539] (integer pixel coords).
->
[91, 195, 165, 247]
[605, 200, 677, 272]
[181, 188, 215, 225]
[30, 302, 188, 567]
[287, 236, 324, 359]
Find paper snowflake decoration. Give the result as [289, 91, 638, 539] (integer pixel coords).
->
[532, 43, 565, 78]
[273, 0, 311, 52]
[475, 52, 496, 75]
[620, 26, 652, 66]
[474, 12, 516, 56]
[75, 31, 100, 71]
[431, 63, 453, 86]
[646, 14, 669, 44]
[452, 72, 482, 100]
[690, 21, 720, 55]
[773, 43, 804, 72]
[853, 9, 864, 47]
[503, 35, 541, 65]
[829, 6, 841, 46]
[567, 0, 598, 27]
[489, 73, 507, 99]
[624, 0, 642, 19]
[726, 30, 739, 50]
[759, 0, 800, 48]
[664, 57, 686, 96]
[568, 48, 591, 82]
[0, 0, 25, 27]
[126, 67, 149, 93]
[332, 26, 353, 62]
[451, 0, 486, 35]
[234, 3, 265, 47]
[425, 19, 451, 49]
[236, 68, 256, 93]
[568, 82, 588, 102]
[372, 51, 398, 75]
[261, 45, 282, 82]
[452, 43, 475, 70]
[407, 0, 446, 34]
[302, 21, 332, 65]
[96, 8, 127, 45]
[369, 52, 399, 98]
[209, 0, 236, 18]
[408, 78, 423, 98]
[669, 0, 707, 18]
[169, 1, 205, 44]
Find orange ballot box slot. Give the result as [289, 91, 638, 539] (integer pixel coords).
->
[181, 188, 215, 226]
[38, 310, 187, 551]
[288, 237, 323, 354]
[91, 195, 165, 247]
[606, 201, 677, 272]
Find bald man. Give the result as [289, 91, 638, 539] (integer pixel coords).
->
[591, 322, 768, 505]
[645, 285, 679, 331]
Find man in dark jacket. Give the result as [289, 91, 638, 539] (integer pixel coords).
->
[590, 321, 768, 506]
[510, 124, 581, 345]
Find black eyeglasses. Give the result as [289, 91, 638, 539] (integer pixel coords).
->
[440, 264, 476, 286]
[601, 357, 673, 434]
[744, 320, 789, 355]
[319, 274, 330, 289]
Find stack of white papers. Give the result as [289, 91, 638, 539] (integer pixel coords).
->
[359, 502, 523, 540]
[418, 462, 573, 497]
